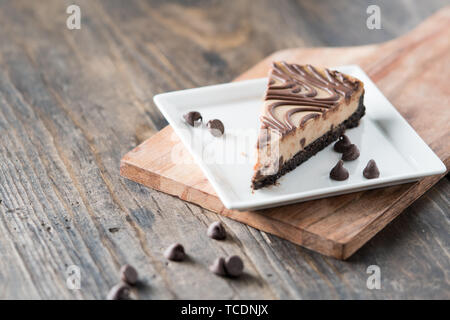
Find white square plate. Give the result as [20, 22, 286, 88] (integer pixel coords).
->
[154, 65, 446, 211]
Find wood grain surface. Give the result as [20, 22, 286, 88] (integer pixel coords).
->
[0, 0, 449, 299]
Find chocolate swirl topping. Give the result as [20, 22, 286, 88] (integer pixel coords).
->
[262, 62, 360, 135]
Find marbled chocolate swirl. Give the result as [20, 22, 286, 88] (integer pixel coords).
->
[262, 62, 360, 135]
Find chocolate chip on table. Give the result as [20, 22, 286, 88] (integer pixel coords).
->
[209, 257, 227, 276]
[334, 134, 351, 153]
[363, 159, 380, 179]
[120, 264, 138, 285]
[341, 144, 360, 161]
[330, 160, 349, 181]
[207, 221, 226, 240]
[210, 255, 244, 278]
[183, 111, 202, 127]
[206, 119, 225, 137]
[164, 243, 186, 261]
[107, 282, 130, 300]
[224, 255, 244, 277]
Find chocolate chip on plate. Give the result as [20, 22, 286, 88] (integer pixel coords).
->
[209, 257, 227, 276]
[224, 255, 244, 277]
[183, 111, 202, 127]
[120, 264, 138, 285]
[341, 144, 360, 161]
[164, 243, 186, 261]
[334, 134, 351, 153]
[363, 159, 380, 179]
[207, 221, 226, 240]
[330, 160, 349, 181]
[206, 119, 225, 137]
[107, 282, 130, 300]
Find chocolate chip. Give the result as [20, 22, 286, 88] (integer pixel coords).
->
[120, 264, 138, 285]
[207, 221, 226, 240]
[363, 159, 380, 179]
[209, 257, 227, 276]
[206, 119, 224, 137]
[334, 134, 351, 153]
[330, 160, 349, 181]
[164, 243, 186, 261]
[341, 144, 360, 161]
[183, 111, 202, 127]
[224, 255, 244, 277]
[107, 282, 130, 300]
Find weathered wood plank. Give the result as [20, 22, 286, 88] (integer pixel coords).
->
[0, 0, 448, 299]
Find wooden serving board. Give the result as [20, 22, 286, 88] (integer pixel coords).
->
[121, 8, 450, 260]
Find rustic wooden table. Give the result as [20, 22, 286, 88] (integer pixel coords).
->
[0, 0, 448, 299]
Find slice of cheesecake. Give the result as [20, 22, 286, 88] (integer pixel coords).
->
[252, 62, 365, 189]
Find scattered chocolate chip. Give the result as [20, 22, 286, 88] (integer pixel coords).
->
[107, 282, 130, 300]
[206, 119, 225, 137]
[330, 160, 349, 181]
[341, 144, 360, 161]
[120, 264, 138, 285]
[164, 243, 186, 261]
[363, 159, 380, 179]
[334, 134, 351, 153]
[207, 221, 226, 240]
[210, 256, 244, 278]
[183, 111, 202, 127]
[209, 257, 227, 276]
[224, 255, 244, 277]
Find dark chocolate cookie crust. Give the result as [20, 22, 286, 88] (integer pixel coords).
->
[252, 95, 365, 190]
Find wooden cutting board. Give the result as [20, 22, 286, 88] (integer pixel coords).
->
[120, 8, 450, 260]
